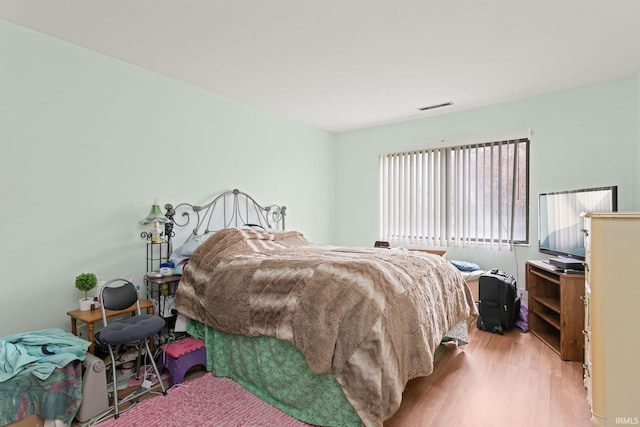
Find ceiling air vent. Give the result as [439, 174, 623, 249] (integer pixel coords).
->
[418, 102, 454, 111]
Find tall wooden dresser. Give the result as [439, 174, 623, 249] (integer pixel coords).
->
[583, 213, 640, 426]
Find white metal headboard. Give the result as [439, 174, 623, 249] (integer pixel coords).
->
[164, 189, 286, 245]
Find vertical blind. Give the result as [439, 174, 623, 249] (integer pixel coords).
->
[380, 138, 529, 250]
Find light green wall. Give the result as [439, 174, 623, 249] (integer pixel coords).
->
[2, 18, 638, 336]
[335, 77, 637, 288]
[0, 20, 336, 336]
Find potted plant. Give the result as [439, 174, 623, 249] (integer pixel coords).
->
[75, 272, 98, 311]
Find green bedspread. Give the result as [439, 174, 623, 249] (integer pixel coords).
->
[187, 320, 361, 427]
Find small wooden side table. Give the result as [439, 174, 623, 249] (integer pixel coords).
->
[67, 299, 155, 354]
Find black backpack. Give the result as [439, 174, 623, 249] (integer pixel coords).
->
[477, 269, 521, 334]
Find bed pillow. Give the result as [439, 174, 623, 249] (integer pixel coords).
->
[169, 234, 211, 266]
[450, 260, 482, 272]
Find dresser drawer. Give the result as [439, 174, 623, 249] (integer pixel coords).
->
[582, 287, 590, 344]
[583, 349, 593, 406]
[582, 216, 591, 250]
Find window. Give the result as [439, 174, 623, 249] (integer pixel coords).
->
[380, 137, 529, 250]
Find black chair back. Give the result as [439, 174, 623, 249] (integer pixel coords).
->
[100, 279, 140, 322]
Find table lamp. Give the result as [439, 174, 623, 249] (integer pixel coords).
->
[140, 198, 171, 243]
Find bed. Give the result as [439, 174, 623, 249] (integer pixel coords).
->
[0, 328, 89, 426]
[164, 189, 478, 427]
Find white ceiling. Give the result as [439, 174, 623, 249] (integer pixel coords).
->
[2, 1, 640, 133]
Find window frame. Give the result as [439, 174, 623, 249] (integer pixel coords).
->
[379, 137, 530, 249]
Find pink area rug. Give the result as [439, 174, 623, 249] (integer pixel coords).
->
[98, 374, 312, 427]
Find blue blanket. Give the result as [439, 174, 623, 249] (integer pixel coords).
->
[0, 328, 89, 382]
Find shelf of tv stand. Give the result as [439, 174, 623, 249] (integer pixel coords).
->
[533, 325, 562, 354]
[533, 304, 561, 329]
[534, 296, 561, 315]
[525, 260, 585, 362]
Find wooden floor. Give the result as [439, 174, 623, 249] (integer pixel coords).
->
[385, 327, 592, 427]
[80, 327, 591, 427]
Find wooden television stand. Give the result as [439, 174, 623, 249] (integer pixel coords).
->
[525, 260, 585, 362]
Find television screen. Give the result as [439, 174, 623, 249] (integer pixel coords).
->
[538, 186, 617, 260]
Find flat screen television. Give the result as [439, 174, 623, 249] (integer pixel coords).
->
[538, 186, 618, 260]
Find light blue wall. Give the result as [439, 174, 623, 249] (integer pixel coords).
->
[335, 77, 637, 288]
[0, 20, 336, 336]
